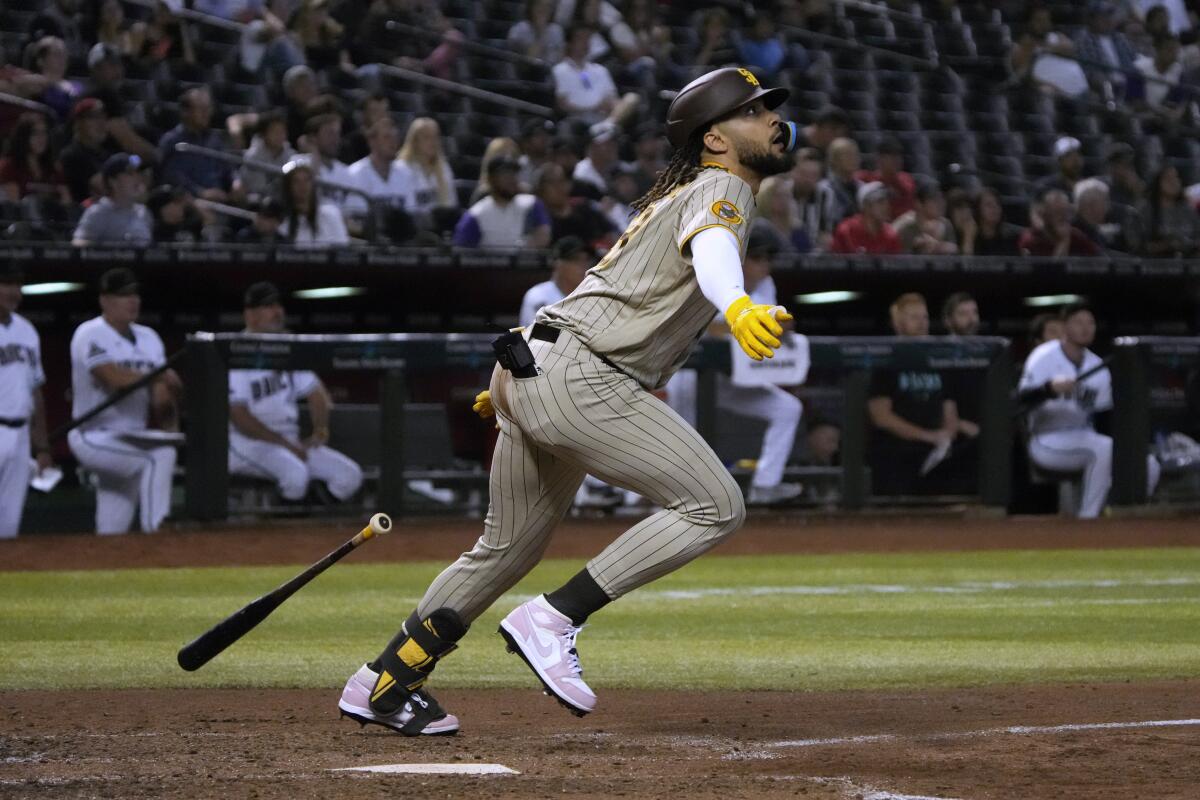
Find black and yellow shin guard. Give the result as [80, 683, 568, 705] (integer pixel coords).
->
[368, 608, 467, 714]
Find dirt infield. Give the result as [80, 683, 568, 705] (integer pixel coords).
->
[2, 682, 1198, 799]
[3, 515, 1199, 799]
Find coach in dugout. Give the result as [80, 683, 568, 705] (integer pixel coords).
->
[227, 282, 363, 504]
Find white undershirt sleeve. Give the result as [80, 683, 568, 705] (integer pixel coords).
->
[690, 225, 746, 314]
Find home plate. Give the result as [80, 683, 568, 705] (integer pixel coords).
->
[331, 763, 519, 775]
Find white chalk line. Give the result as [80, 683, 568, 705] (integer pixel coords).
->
[767, 717, 1200, 749]
[330, 763, 518, 775]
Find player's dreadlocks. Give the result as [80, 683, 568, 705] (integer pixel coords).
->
[630, 134, 705, 213]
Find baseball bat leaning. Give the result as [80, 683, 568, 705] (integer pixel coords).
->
[1011, 355, 1116, 418]
[176, 513, 392, 671]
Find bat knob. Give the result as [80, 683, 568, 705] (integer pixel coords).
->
[368, 513, 392, 536]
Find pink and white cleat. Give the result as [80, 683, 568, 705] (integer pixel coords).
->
[337, 663, 459, 736]
[498, 595, 596, 717]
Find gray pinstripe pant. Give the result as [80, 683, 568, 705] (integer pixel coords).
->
[416, 329, 746, 623]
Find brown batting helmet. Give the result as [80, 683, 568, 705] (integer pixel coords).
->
[665, 67, 790, 149]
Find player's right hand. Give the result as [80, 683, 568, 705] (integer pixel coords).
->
[472, 389, 495, 419]
[724, 296, 793, 361]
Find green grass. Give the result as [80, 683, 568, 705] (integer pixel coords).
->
[2, 548, 1199, 692]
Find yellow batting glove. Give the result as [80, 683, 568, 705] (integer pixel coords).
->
[724, 295, 794, 361]
[472, 389, 494, 419]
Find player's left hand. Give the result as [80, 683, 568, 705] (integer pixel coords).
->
[473, 389, 495, 419]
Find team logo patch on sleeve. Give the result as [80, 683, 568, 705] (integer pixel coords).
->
[711, 200, 743, 225]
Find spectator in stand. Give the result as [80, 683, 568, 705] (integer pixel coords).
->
[28, 0, 84, 53]
[790, 148, 827, 251]
[278, 156, 349, 246]
[1136, 34, 1188, 120]
[398, 117, 459, 216]
[27, 36, 81, 122]
[288, 0, 352, 75]
[0, 113, 69, 206]
[282, 65, 320, 144]
[1011, 5, 1089, 97]
[300, 113, 353, 209]
[519, 236, 593, 328]
[517, 118, 556, 193]
[534, 163, 616, 250]
[1138, 0, 1195, 37]
[83, 42, 156, 162]
[553, 24, 639, 130]
[830, 182, 902, 255]
[72, 153, 153, 246]
[344, 117, 417, 239]
[137, 0, 197, 68]
[1103, 142, 1145, 215]
[790, 106, 851, 155]
[602, 163, 639, 230]
[60, 98, 115, 204]
[816, 137, 862, 236]
[1038, 136, 1086, 198]
[472, 137, 523, 204]
[628, 124, 666, 196]
[735, 9, 806, 82]
[340, 93, 390, 166]
[1075, 2, 1140, 95]
[867, 293, 963, 496]
[147, 185, 215, 245]
[1019, 188, 1103, 256]
[573, 127, 620, 195]
[92, 0, 144, 60]
[556, 0, 639, 63]
[158, 87, 236, 203]
[235, 112, 294, 205]
[625, 0, 686, 91]
[692, 7, 738, 73]
[508, 0, 566, 64]
[856, 136, 915, 221]
[1073, 177, 1132, 252]
[235, 197, 287, 245]
[454, 157, 551, 249]
[752, 175, 806, 252]
[236, 6, 304, 80]
[947, 189, 978, 254]
[971, 187, 1022, 256]
[1140, 163, 1200, 256]
[894, 182, 959, 255]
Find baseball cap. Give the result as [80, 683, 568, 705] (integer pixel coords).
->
[71, 97, 106, 120]
[87, 42, 121, 69]
[1054, 136, 1082, 158]
[550, 236, 589, 261]
[99, 268, 139, 296]
[486, 156, 520, 175]
[857, 181, 890, 205]
[244, 281, 283, 309]
[101, 153, 142, 180]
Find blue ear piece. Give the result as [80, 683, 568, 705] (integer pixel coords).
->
[776, 121, 801, 152]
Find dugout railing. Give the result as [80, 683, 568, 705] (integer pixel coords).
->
[184, 332, 1014, 520]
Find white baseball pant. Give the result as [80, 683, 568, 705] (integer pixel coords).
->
[68, 429, 176, 534]
[1028, 430, 1161, 518]
[228, 434, 364, 501]
[665, 369, 802, 488]
[0, 424, 31, 538]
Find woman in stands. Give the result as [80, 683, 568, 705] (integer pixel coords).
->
[970, 187, 1021, 256]
[398, 117, 458, 216]
[0, 113, 70, 207]
[1140, 164, 1200, 258]
[470, 137, 522, 203]
[278, 156, 349, 247]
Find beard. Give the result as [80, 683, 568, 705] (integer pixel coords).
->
[735, 138, 796, 178]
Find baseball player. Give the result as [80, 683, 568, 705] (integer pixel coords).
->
[1018, 303, 1160, 518]
[68, 268, 181, 534]
[338, 67, 798, 735]
[0, 262, 54, 538]
[227, 282, 363, 503]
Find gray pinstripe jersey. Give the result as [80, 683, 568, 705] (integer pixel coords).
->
[538, 165, 756, 390]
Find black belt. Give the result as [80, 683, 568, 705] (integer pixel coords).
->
[530, 323, 630, 378]
[0, 417, 27, 428]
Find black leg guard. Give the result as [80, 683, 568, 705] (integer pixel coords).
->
[368, 608, 467, 715]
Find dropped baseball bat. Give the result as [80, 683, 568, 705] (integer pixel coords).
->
[1011, 354, 1115, 417]
[177, 513, 392, 671]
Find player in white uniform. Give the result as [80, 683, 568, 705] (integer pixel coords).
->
[666, 230, 804, 504]
[0, 263, 54, 538]
[68, 269, 182, 534]
[1019, 304, 1160, 518]
[227, 282, 363, 503]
